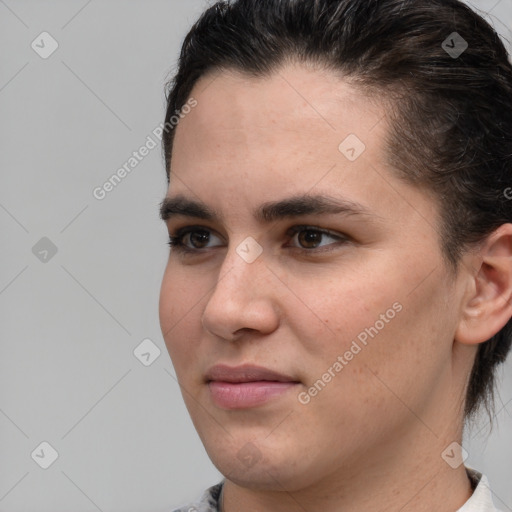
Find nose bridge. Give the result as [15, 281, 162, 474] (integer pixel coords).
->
[201, 238, 279, 339]
[214, 237, 267, 302]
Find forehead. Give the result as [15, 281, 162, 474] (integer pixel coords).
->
[171, 63, 388, 173]
[190, 64, 364, 124]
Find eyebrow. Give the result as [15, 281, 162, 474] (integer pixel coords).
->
[159, 193, 374, 223]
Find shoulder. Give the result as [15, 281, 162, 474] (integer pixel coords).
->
[170, 481, 224, 512]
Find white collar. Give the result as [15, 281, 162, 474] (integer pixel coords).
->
[457, 468, 502, 512]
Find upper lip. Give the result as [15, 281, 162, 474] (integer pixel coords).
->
[205, 364, 299, 383]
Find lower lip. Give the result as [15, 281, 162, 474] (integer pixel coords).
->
[208, 381, 299, 409]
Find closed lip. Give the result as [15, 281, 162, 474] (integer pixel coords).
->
[205, 364, 300, 383]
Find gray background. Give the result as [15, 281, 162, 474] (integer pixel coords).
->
[0, 1, 511, 511]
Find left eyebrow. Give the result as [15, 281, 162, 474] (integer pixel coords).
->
[159, 193, 375, 223]
[255, 194, 375, 223]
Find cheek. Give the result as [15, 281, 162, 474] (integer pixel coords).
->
[158, 269, 178, 338]
[159, 266, 203, 361]
[286, 271, 394, 358]
[286, 265, 453, 409]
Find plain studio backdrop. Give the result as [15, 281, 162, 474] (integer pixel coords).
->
[0, 1, 511, 511]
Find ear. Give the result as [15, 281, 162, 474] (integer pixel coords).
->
[456, 223, 512, 345]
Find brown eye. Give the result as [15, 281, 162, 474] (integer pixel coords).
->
[168, 227, 224, 252]
[297, 230, 323, 248]
[287, 226, 348, 251]
[186, 229, 211, 249]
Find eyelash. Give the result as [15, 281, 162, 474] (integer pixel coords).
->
[166, 225, 349, 254]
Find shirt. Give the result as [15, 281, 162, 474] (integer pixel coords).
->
[171, 468, 503, 512]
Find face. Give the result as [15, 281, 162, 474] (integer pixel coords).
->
[159, 63, 468, 491]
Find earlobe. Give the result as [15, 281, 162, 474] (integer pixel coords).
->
[456, 223, 512, 346]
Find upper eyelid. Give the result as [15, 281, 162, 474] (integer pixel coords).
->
[286, 225, 346, 237]
[172, 224, 223, 236]
[172, 225, 222, 238]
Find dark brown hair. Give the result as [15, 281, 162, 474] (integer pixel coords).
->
[162, 0, 512, 420]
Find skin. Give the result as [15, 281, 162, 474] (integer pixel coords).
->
[159, 62, 512, 512]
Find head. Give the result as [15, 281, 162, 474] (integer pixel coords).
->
[159, 0, 512, 491]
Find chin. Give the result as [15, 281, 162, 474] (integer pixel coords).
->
[204, 436, 323, 492]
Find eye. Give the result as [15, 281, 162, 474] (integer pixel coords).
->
[286, 226, 348, 250]
[168, 226, 224, 252]
[167, 225, 349, 255]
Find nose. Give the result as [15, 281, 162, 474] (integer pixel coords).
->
[201, 244, 280, 341]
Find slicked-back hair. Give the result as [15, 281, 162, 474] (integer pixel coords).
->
[163, 0, 512, 420]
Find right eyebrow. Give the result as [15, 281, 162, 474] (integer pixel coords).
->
[159, 195, 220, 222]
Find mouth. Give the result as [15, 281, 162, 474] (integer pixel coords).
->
[205, 363, 299, 383]
[205, 364, 301, 409]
